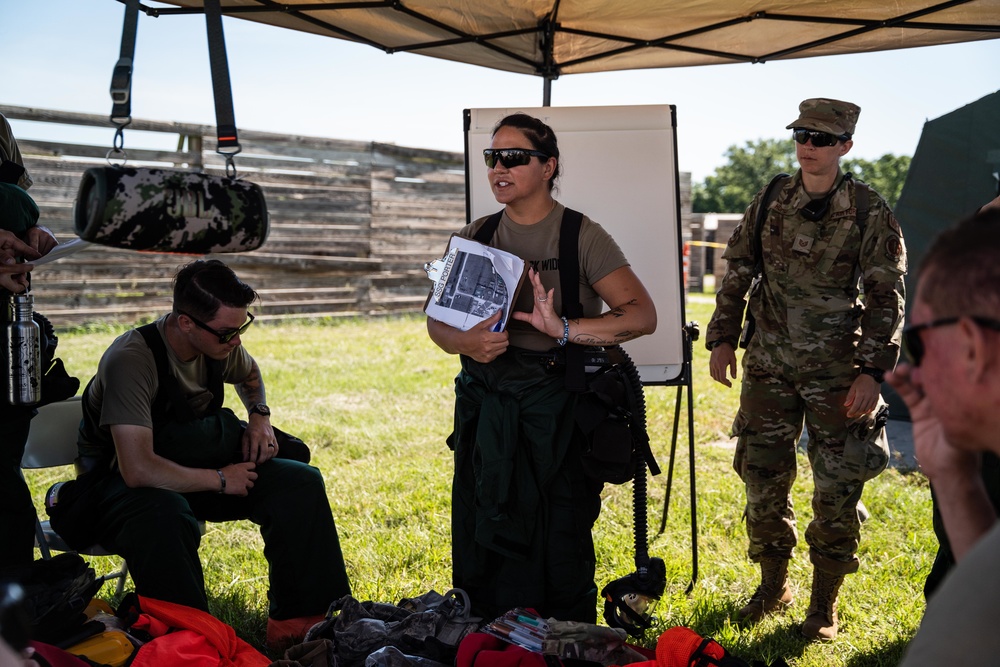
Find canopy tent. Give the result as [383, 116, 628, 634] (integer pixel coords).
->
[143, 0, 999, 102]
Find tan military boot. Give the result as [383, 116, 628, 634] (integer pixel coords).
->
[801, 569, 845, 640]
[737, 559, 793, 625]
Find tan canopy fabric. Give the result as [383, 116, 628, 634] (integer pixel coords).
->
[148, 0, 999, 78]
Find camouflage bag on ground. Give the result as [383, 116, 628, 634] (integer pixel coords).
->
[74, 166, 268, 253]
[305, 589, 481, 667]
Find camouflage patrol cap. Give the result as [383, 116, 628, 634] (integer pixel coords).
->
[786, 98, 861, 137]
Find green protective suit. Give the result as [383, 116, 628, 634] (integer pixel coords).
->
[449, 349, 604, 623]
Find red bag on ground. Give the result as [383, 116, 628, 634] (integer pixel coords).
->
[618, 626, 747, 667]
[456, 633, 549, 667]
[655, 627, 727, 667]
[120, 595, 270, 667]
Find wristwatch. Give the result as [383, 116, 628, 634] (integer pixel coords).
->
[706, 339, 730, 351]
[249, 403, 271, 418]
[859, 366, 885, 383]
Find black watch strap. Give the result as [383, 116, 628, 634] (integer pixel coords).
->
[859, 366, 885, 383]
[249, 403, 270, 417]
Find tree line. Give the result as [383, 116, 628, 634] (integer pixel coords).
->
[692, 138, 911, 214]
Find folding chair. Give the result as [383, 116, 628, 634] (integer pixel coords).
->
[20, 396, 130, 595]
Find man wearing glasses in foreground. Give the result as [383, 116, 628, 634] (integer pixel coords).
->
[55, 259, 350, 648]
[706, 98, 907, 640]
[892, 204, 1000, 666]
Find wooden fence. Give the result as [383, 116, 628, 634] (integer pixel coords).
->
[3, 105, 692, 328]
[2, 105, 466, 328]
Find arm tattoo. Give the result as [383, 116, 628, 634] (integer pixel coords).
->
[573, 298, 649, 345]
[600, 299, 638, 320]
[235, 362, 266, 409]
[572, 331, 644, 345]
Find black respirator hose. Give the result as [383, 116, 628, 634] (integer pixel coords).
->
[607, 345, 653, 566]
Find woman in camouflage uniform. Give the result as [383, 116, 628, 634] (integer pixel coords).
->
[706, 99, 907, 640]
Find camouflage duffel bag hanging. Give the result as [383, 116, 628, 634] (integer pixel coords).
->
[73, 166, 269, 254]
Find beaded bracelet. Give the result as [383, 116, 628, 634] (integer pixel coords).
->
[557, 316, 570, 347]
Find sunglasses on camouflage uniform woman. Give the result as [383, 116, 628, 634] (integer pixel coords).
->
[792, 129, 850, 148]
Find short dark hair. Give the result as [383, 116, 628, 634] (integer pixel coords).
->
[492, 113, 560, 191]
[918, 207, 1000, 319]
[172, 259, 258, 321]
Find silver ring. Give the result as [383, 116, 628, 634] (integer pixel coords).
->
[267, 443, 276, 449]
[536, 297, 547, 302]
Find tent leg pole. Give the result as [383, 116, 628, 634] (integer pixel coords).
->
[542, 77, 552, 107]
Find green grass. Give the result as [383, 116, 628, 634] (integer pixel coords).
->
[24, 302, 936, 665]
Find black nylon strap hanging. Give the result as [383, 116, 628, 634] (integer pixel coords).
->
[558, 209, 586, 392]
[203, 0, 242, 167]
[109, 0, 140, 129]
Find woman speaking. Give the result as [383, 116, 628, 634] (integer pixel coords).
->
[427, 112, 656, 623]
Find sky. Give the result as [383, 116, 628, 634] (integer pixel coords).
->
[2, 1, 999, 182]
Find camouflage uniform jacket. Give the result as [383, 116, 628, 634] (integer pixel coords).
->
[706, 170, 907, 374]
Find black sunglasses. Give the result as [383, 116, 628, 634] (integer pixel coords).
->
[792, 129, 849, 148]
[903, 316, 1000, 366]
[180, 310, 255, 344]
[483, 148, 549, 169]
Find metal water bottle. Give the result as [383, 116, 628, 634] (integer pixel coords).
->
[6, 292, 41, 405]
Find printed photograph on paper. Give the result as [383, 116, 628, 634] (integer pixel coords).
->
[424, 235, 526, 332]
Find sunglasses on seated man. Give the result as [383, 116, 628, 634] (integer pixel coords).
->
[902, 315, 1000, 366]
[180, 310, 255, 344]
[792, 128, 851, 148]
[483, 148, 550, 169]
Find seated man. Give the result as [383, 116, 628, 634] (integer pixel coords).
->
[917, 194, 1000, 601]
[890, 205, 1000, 665]
[53, 259, 350, 647]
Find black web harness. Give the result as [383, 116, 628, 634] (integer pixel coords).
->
[136, 322, 224, 425]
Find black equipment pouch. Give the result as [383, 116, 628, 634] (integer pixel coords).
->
[576, 360, 637, 484]
[529, 345, 659, 485]
[0, 553, 101, 646]
[578, 346, 659, 484]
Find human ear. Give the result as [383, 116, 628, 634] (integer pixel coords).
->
[543, 157, 556, 179]
[961, 318, 995, 384]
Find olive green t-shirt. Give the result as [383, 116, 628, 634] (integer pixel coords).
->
[460, 201, 629, 351]
[79, 315, 254, 457]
